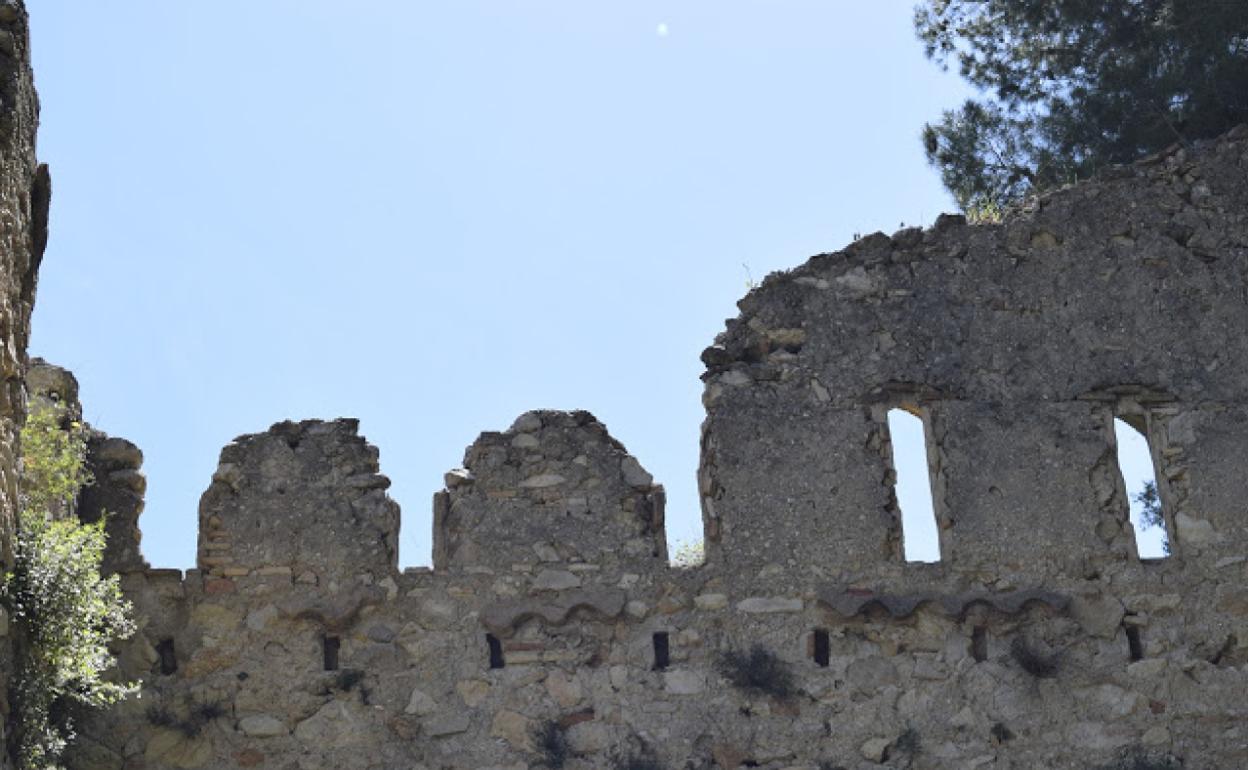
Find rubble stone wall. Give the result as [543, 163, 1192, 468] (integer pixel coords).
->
[59, 127, 1248, 770]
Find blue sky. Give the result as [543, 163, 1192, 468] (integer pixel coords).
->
[26, 2, 1164, 568]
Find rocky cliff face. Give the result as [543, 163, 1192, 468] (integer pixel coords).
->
[0, 0, 42, 581]
[0, 2, 43, 767]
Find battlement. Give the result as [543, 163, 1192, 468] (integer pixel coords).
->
[433, 410, 667, 576]
[78, 125, 1238, 596]
[197, 418, 400, 583]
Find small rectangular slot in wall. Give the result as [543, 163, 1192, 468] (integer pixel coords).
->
[1125, 625, 1144, 662]
[652, 632, 670, 670]
[886, 408, 941, 562]
[156, 638, 177, 675]
[486, 634, 505, 669]
[1112, 417, 1171, 558]
[971, 626, 988, 662]
[812, 629, 830, 667]
[322, 635, 340, 671]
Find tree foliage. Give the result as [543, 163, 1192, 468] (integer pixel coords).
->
[17, 404, 91, 518]
[4, 404, 135, 769]
[670, 539, 704, 568]
[1133, 480, 1164, 531]
[1133, 480, 1171, 556]
[915, 0, 1248, 209]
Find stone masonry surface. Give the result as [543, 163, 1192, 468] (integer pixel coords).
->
[1, 0, 1247, 765]
[0, 1, 45, 767]
[48, 125, 1248, 770]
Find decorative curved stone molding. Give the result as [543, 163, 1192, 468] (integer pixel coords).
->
[816, 586, 1070, 620]
[480, 589, 627, 636]
[276, 585, 388, 633]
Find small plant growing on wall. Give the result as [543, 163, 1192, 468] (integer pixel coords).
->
[533, 720, 570, 770]
[889, 726, 922, 767]
[2, 403, 136, 769]
[333, 668, 366, 693]
[894, 727, 921, 756]
[1097, 747, 1183, 770]
[611, 740, 664, 770]
[613, 754, 664, 770]
[144, 700, 226, 739]
[669, 539, 704, 568]
[1009, 637, 1059, 678]
[716, 644, 796, 699]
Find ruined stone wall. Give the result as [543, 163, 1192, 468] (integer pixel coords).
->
[57, 127, 1248, 770]
[0, 1, 44, 767]
[701, 126, 1248, 586]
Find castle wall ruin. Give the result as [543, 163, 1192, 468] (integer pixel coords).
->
[0, 1, 1244, 765]
[50, 125, 1248, 770]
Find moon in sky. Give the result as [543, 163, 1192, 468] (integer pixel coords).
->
[657, 22, 669, 37]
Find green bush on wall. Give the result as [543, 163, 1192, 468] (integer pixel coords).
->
[3, 403, 136, 770]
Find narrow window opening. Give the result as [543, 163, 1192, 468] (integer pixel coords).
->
[486, 634, 505, 669]
[1125, 625, 1144, 662]
[322, 635, 340, 671]
[1112, 418, 1171, 558]
[971, 626, 988, 662]
[812, 629, 830, 667]
[652, 632, 670, 670]
[887, 408, 941, 562]
[156, 638, 177, 675]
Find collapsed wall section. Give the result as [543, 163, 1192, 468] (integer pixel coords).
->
[79, 432, 148, 574]
[700, 126, 1248, 582]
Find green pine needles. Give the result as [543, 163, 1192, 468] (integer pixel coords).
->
[915, 0, 1248, 210]
[4, 403, 136, 769]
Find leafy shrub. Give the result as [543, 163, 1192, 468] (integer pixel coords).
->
[1009, 637, 1059, 678]
[964, 198, 1004, 225]
[17, 401, 92, 515]
[716, 645, 796, 699]
[533, 720, 569, 769]
[3, 404, 137, 769]
[670, 539, 704, 568]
